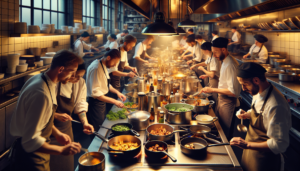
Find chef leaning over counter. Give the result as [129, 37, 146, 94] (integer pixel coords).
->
[200, 37, 241, 139]
[243, 34, 269, 63]
[116, 30, 129, 45]
[74, 32, 99, 58]
[86, 49, 126, 131]
[50, 63, 94, 171]
[228, 27, 241, 53]
[9, 50, 83, 171]
[231, 62, 291, 171]
[99, 34, 119, 51]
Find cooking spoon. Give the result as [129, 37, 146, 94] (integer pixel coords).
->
[237, 118, 248, 133]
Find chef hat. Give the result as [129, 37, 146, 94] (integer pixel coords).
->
[186, 34, 195, 43]
[237, 62, 267, 78]
[77, 63, 86, 71]
[81, 32, 90, 37]
[212, 37, 228, 48]
[254, 34, 268, 43]
[110, 34, 117, 40]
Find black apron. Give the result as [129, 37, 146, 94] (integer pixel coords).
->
[206, 54, 219, 103]
[250, 45, 264, 60]
[134, 42, 146, 75]
[50, 82, 75, 171]
[109, 47, 126, 91]
[241, 84, 281, 171]
[10, 73, 57, 171]
[87, 60, 110, 131]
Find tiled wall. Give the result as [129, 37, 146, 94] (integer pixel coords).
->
[244, 32, 300, 64]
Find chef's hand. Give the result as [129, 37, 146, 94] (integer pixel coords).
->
[83, 123, 94, 135]
[200, 87, 214, 94]
[132, 67, 137, 73]
[182, 56, 187, 60]
[199, 75, 208, 79]
[115, 100, 125, 108]
[61, 142, 82, 155]
[187, 60, 193, 65]
[144, 60, 149, 64]
[127, 71, 137, 78]
[54, 113, 73, 122]
[198, 66, 205, 71]
[55, 132, 72, 146]
[236, 109, 251, 119]
[117, 93, 126, 102]
[230, 137, 249, 149]
[243, 55, 249, 59]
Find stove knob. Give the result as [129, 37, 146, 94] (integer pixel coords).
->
[294, 102, 300, 107]
[287, 98, 294, 103]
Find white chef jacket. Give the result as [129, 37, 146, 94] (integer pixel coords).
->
[10, 73, 57, 153]
[108, 49, 129, 73]
[55, 78, 88, 113]
[212, 35, 219, 42]
[133, 42, 147, 58]
[103, 40, 118, 50]
[86, 59, 111, 98]
[116, 33, 122, 44]
[74, 39, 92, 58]
[180, 38, 187, 47]
[218, 55, 241, 97]
[193, 40, 206, 62]
[248, 44, 268, 63]
[205, 55, 221, 77]
[232, 31, 241, 43]
[246, 85, 291, 171]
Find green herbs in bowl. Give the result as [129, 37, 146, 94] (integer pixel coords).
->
[112, 125, 130, 132]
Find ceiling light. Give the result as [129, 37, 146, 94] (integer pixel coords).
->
[178, 0, 196, 27]
[142, 12, 176, 35]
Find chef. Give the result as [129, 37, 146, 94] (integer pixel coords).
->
[243, 34, 269, 63]
[181, 34, 198, 61]
[231, 62, 291, 171]
[133, 35, 156, 75]
[211, 31, 219, 42]
[228, 27, 241, 53]
[179, 35, 187, 47]
[190, 42, 221, 103]
[86, 49, 126, 131]
[107, 35, 137, 101]
[116, 30, 129, 45]
[74, 32, 99, 58]
[187, 28, 194, 35]
[200, 37, 241, 139]
[186, 35, 206, 63]
[50, 63, 94, 171]
[99, 34, 119, 51]
[180, 34, 194, 56]
[10, 50, 83, 171]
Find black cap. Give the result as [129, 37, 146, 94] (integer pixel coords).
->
[81, 31, 90, 37]
[237, 62, 267, 78]
[77, 63, 86, 71]
[254, 34, 268, 43]
[186, 34, 195, 43]
[201, 42, 212, 51]
[110, 34, 117, 40]
[212, 31, 218, 35]
[212, 37, 228, 48]
[232, 26, 237, 30]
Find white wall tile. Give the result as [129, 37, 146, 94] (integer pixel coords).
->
[8, 44, 14, 53]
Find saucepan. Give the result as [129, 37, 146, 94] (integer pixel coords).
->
[184, 99, 214, 113]
[144, 140, 177, 162]
[78, 152, 105, 171]
[195, 115, 218, 126]
[180, 137, 229, 156]
[146, 123, 187, 142]
[107, 135, 142, 158]
[100, 123, 140, 137]
[180, 125, 221, 144]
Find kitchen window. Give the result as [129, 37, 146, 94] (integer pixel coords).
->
[117, 1, 124, 31]
[19, 0, 67, 29]
[82, 0, 100, 27]
[102, 0, 115, 33]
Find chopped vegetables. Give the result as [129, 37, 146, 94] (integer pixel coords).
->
[112, 125, 130, 132]
[106, 108, 127, 120]
[124, 102, 138, 108]
[165, 106, 188, 112]
[150, 126, 172, 136]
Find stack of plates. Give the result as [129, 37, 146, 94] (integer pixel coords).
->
[75, 23, 83, 30]
[61, 26, 69, 33]
[73, 27, 80, 33]
[82, 23, 87, 29]
[50, 24, 55, 33]
[28, 25, 40, 33]
[34, 60, 43, 67]
[14, 22, 27, 34]
[16, 63, 28, 73]
[68, 27, 73, 33]
[45, 52, 56, 57]
[41, 24, 51, 33]
[55, 29, 62, 34]
[6, 54, 20, 74]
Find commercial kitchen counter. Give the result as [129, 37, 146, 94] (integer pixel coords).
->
[75, 91, 242, 171]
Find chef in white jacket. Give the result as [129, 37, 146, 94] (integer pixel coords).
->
[99, 34, 119, 51]
[228, 27, 241, 53]
[211, 31, 219, 42]
[231, 62, 291, 171]
[74, 32, 99, 58]
[116, 30, 129, 45]
[243, 34, 269, 63]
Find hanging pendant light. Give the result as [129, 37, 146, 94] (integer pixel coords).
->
[142, 12, 177, 35]
[178, 0, 196, 27]
[176, 27, 186, 34]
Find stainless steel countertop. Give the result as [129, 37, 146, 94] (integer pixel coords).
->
[75, 91, 242, 171]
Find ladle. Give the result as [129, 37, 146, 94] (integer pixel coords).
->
[237, 118, 248, 133]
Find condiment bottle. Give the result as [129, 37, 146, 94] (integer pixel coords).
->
[156, 107, 161, 122]
[175, 90, 180, 102]
[146, 81, 150, 93]
[150, 83, 154, 92]
[169, 92, 174, 103]
[150, 106, 155, 122]
[158, 111, 164, 123]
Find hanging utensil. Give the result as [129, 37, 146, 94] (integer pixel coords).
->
[237, 118, 248, 133]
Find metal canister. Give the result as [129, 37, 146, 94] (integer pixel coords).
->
[138, 92, 147, 111]
[162, 82, 171, 96]
[146, 92, 161, 114]
[137, 78, 146, 93]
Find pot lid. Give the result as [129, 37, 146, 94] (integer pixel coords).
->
[128, 111, 150, 121]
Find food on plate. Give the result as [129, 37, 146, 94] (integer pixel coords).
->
[112, 125, 130, 132]
[124, 102, 138, 108]
[184, 143, 195, 149]
[148, 144, 164, 152]
[150, 126, 172, 136]
[106, 108, 127, 120]
[110, 141, 139, 151]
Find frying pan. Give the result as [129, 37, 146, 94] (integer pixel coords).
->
[100, 123, 140, 137]
[180, 125, 221, 144]
[107, 135, 142, 158]
[146, 123, 187, 142]
[180, 137, 229, 156]
[144, 141, 177, 162]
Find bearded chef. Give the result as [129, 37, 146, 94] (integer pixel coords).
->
[243, 34, 269, 63]
[200, 37, 241, 139]
[231, 62, 291, 171]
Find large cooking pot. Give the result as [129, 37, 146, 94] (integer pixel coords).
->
[273, 59, 291, 67]
[180, 78, 200, 94]
[269, 55, 285, 65]
[278, 73, 298, 82]
[78, 152, 105, 171]
[184, 99, 214, 113]
[127, 111, 150, 131]
[165, 103, 194, 124]
[146, 123, 186, 142]
[107, 135, 141, 158]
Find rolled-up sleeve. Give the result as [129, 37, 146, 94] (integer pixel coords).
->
[266, 106, 291, 154]
[134, 43, 142, 58]
[82, 41, 92, 51]
[74, 78, 89, 113]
